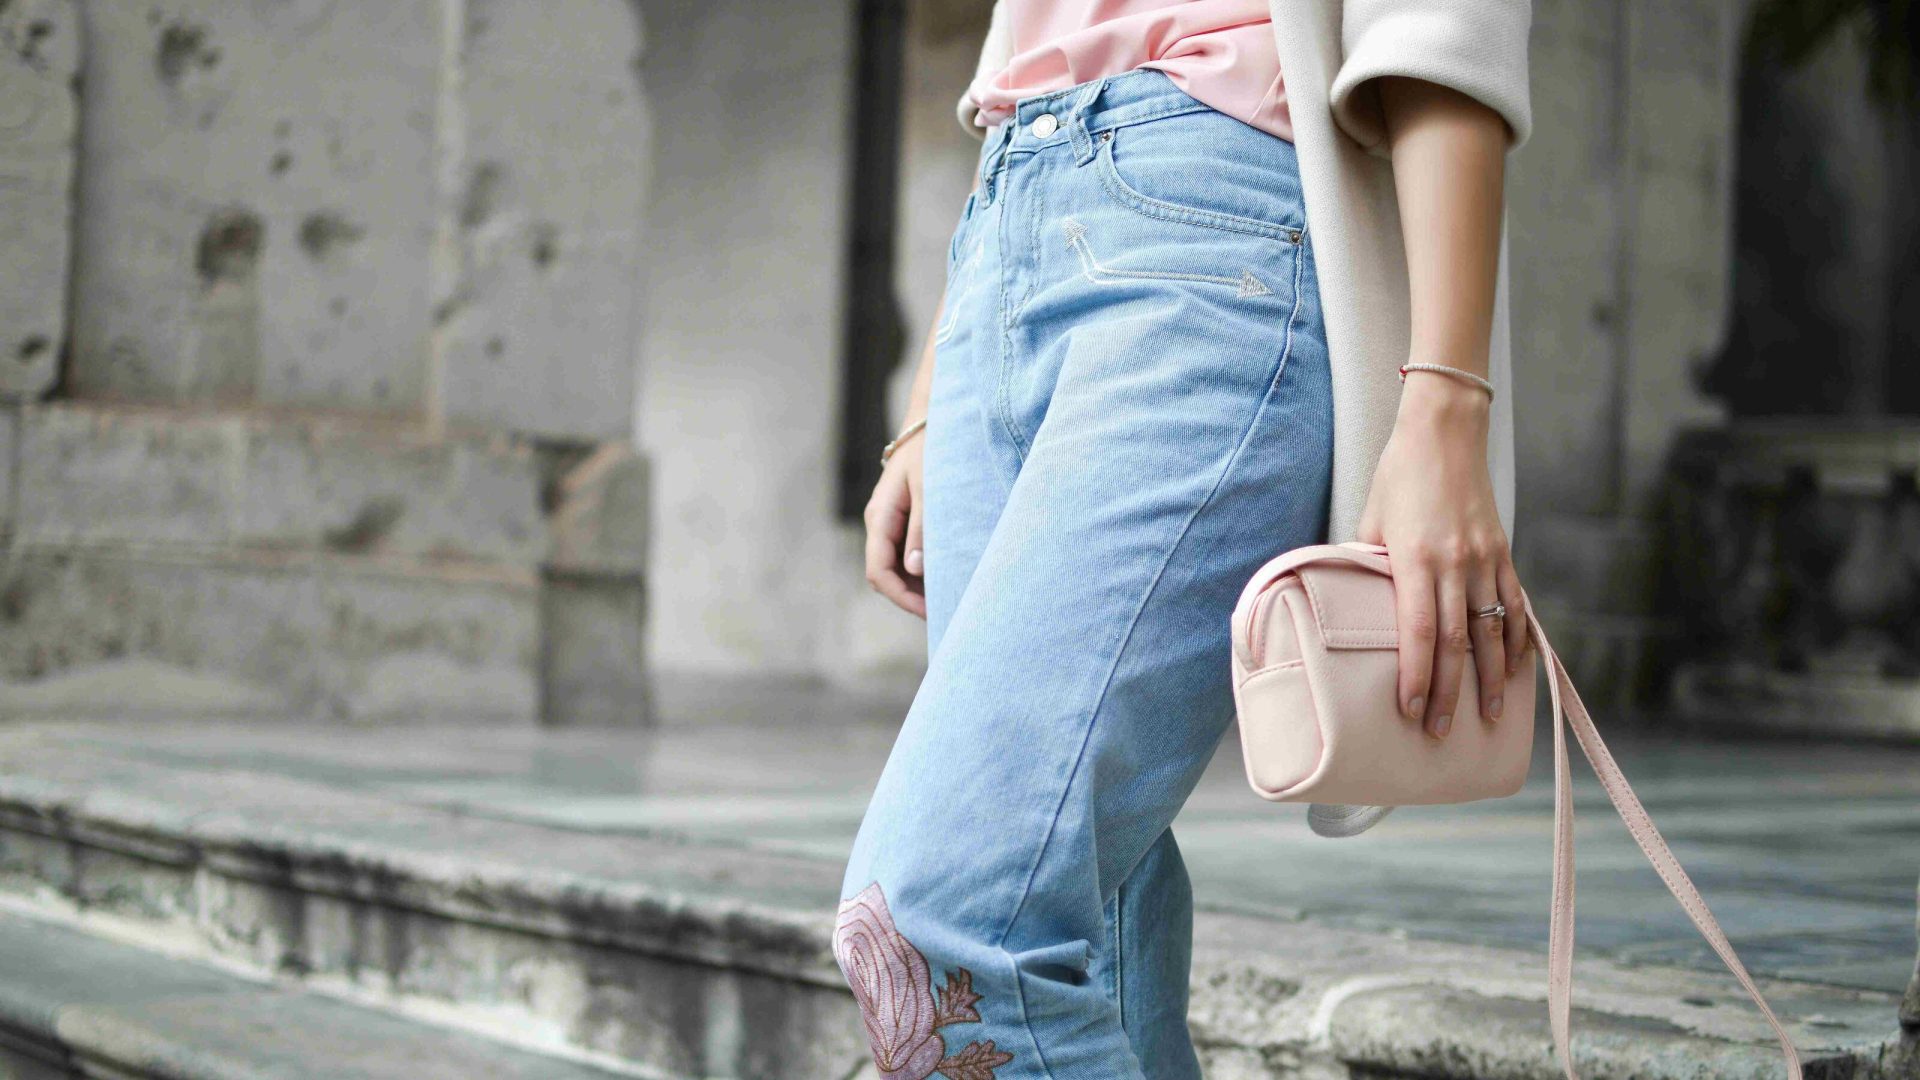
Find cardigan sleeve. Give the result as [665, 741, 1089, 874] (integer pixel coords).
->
[1328, 0, 1533, 157]
[954, 0, 1014, 140]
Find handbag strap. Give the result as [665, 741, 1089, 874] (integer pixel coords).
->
[1523, 599, 1803, 1079]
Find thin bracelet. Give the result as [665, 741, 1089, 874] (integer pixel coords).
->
[879, 417, 928, 465]
[1399, 363, 1495, 401]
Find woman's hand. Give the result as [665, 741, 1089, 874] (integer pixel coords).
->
[1355, 375, 1529, 737]
[1362, 75, 1529, 737]
[863, 422, 928, 619]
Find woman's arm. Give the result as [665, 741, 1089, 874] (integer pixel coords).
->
[864, 295, 940, 618]
[864, 169, 986, 617]
[1355, 76, 1531, 739]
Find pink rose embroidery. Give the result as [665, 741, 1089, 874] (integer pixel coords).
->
[834, 882, 1015, 1080]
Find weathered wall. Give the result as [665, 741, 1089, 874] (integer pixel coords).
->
[0, 0, 653, 723]
[0, 0, 80, 400]
[441, 0, 651, 439]
[60, 0, 648, 435]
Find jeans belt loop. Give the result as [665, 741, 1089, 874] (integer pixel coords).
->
[1067, 76, 1107, 166]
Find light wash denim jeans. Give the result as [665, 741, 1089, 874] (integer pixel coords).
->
[835, 70, 1332, 1080]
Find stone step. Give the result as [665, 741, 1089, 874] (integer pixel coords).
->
[0, 907, 649, 1080]
[0, 726, 1906, 1080]
[0, 731, 866, 1079]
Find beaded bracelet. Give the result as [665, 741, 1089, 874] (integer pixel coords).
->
[1399, 362, 1495, 400]
[879, 417, 928, 465]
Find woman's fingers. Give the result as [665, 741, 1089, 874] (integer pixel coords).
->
[863, 469, 925, 618]
[1467, 558, 1506, 722]
[1426, 561, 1469, 737]
[1393, 558, 1436, 725]
[903, 476, 926, 580]
[899, 480, 928, 618]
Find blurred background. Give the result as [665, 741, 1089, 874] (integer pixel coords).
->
[0, 0, 1915, 1078]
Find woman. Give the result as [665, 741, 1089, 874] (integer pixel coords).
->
[836, 1, 1533, 1075]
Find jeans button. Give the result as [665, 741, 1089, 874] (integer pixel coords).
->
[1030, 113, 1058, 139]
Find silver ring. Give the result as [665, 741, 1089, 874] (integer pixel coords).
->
[1472, 602, 1507, 620]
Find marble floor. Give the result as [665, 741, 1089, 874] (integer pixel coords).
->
[40, 670, 1920, 997]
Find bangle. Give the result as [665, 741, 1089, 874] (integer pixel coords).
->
[1399, 363, 1494, 401]
[879, 417, 928, 465]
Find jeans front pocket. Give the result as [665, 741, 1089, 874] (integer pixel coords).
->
[1060, 216, 1294, 300]
[1091, 107, 1304, 243]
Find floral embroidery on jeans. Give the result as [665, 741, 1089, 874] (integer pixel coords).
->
[833, 882, 1015, 1079]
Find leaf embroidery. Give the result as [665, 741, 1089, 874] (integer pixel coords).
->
[937, 1041, 1015, 1080]
[933, 967, 982, 1027]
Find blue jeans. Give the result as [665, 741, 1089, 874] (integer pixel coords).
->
[835, 71, 1333, 1080]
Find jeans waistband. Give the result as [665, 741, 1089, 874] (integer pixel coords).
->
[977, 69, 1213, 187]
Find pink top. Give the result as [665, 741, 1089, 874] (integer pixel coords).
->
[965, 0, 1291, 142]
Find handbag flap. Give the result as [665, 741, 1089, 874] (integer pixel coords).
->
[1293, 561, 1399, 650]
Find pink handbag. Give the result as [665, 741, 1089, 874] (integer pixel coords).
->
[1229, 541, 1803, 1079]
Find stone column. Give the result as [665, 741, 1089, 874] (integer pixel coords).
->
[0, 0, 651, 726]
[1509, 0, 1745, 706]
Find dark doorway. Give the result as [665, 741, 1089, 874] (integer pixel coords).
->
[835, 0, 910, 520]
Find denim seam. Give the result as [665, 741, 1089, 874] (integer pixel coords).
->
[1113, 885, 1126, 1030]
[989, 297, 1296, 1080]
[997, 152, 1048, 464]
[1270, 227, 1308, 394]
[1014, 74, 1203, 134]
[1087, 100, 1213, 133]
[1012, 99, 1212, 164]
[1047, 103, 1218, 168]
[1064, 219, 1273, 297]
[993, 157, 1027, 468]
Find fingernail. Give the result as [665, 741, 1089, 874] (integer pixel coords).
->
[904, 548, 924, 575]
[1489, 696, 1503, 719]
[1434, 714, 1452, 737]
[1407, 695, 1424, 721]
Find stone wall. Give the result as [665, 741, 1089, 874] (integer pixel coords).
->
[0, 0, 652, 724]
[1506, 0, 1748, 704]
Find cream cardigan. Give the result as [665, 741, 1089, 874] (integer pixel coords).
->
[957, 0, 1533, 544]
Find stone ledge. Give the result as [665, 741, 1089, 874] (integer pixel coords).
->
[1188, 910, 1902, 1080]
[0, 737, 864, 1078]
[0, 732, 1906, 1080]
[0, 908, 646, 1080]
